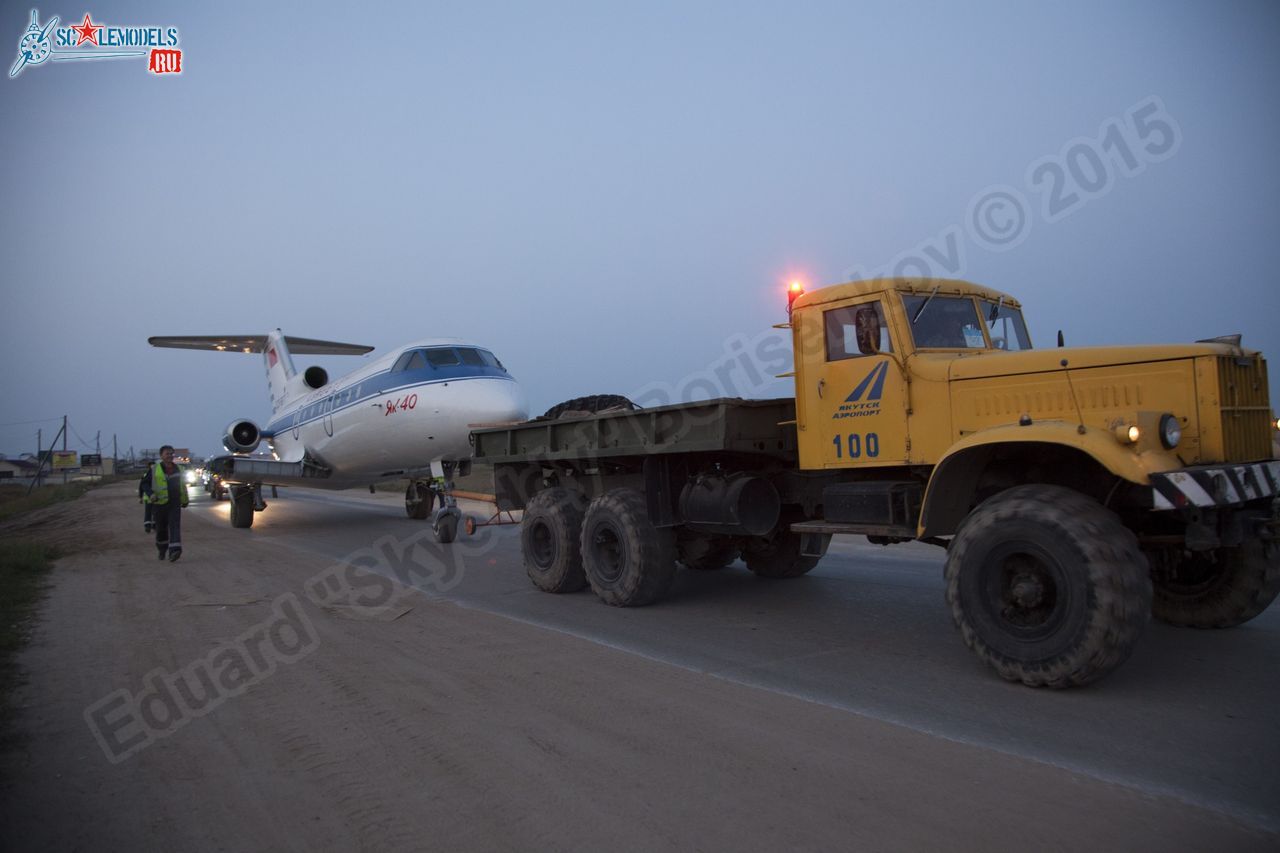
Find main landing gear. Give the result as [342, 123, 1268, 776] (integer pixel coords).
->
[404, 462, 462, 544]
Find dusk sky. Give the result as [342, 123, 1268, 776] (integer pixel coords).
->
[2, 0, 1278, 458]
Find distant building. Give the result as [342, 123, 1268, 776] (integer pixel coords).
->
[0, 457, 42, 480]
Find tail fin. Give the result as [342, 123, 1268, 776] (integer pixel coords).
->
[148, 332, 375, 415]
[264, 331, 295, 413]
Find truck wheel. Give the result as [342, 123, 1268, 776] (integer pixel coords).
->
[405, 482, 433, 520]
[580, 488, 676, 606]
[1149, 540, 1280, 628]
[542, 394, 639, 420]
[522, 488, 589, 593]
[677, 532, 739, 571]
[945, 485, 1151, 688]
[229, 486, 255, 529]
[743, 523, 819, 579]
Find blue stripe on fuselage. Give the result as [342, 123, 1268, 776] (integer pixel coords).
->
[262, 363, 511, 437]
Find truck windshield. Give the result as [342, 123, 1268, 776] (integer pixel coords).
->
[901, 295, 988, 349]
[981, 301, 1033, 351]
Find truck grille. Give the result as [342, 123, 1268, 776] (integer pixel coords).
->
[1217, 355, 1272, 461]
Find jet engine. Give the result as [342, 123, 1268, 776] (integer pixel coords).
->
[303, 366, 328, 389]
[223, 420, 261, 454]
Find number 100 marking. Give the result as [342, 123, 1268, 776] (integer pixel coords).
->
[832, 432, 879, 459]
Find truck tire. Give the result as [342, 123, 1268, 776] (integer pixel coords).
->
[1149, 540, 1280, 628]
[945, 485, 1151, 688]
[677, 533, 739, 571]
[743, 522, 819, 579]
[405, 482, 433, 520]
[542, 394, 639, 420]
[522, 488, 589, 593]
[580, 488, 676, 606]
[229, 486, 255, 529]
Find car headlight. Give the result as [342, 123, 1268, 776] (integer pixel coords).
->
[1159, 413, 1181, 449]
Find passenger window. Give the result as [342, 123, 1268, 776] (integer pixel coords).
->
[824, 302, 892, 361]
[426, 349, 460, 367]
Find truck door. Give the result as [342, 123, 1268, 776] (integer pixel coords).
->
[799, 299, 910, 469]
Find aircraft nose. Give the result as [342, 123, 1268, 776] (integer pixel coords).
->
[476, 380, 529, 425]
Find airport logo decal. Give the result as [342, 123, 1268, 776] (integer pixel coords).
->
[833, 361, 887, 419]
[9, 9, 182, 79]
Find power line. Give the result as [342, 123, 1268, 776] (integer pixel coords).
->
[0, 416, 62, 427]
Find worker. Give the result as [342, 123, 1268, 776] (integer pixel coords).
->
[141, 445, 189, 561]
[138, 464, 154, 533]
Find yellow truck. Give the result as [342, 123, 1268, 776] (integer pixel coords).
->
[471, 278, 1279, 688]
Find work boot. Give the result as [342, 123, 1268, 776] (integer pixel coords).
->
[157, 549, 167, 560]
[168, 548, 182, 562]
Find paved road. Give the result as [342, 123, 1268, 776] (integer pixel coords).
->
[191, 486, 1280, 833]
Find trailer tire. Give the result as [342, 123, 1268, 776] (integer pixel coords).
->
[229, 486, 255, 529]
[1149, 540, 1280, 628]
[405, 482, 434, 520]
[581, 488, 676, 606]
[522, 488, 589, 593]
[542, 394, 639, 420]
[945, 485, 1151, 688]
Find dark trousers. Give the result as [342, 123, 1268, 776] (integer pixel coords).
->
[153, 503, 182, 555]
[143, 502, 153, 524]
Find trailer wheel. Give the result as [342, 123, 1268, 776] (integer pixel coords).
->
[405, 482, 433, 520]
[945, 485, 1151, 688]
[743, 522, 819, 579]
[229, 486, 255, 529]
[677, 533, 739, 571]
[1149, 540, 1280, 628]
[581, 488, 676, 606]
[542, 394, 639, 420]
[522, 488, 589, 593]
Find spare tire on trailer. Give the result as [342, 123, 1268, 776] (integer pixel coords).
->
[542, 395, 639, 420]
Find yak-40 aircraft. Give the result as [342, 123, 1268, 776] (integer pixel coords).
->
[149, 330, 529, 541]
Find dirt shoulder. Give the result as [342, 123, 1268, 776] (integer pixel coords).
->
[0, 483, 1273, 851]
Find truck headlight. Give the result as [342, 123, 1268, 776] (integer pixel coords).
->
[1159, 413, 1181, 449]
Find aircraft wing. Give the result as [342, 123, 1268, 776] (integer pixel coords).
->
[148, 335, 374, 355]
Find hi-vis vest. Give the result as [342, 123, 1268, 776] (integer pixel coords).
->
[150, 462, 189, 506]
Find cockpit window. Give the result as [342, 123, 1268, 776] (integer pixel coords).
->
[478, 349, 504, 370]
[456, 348, 486, 366]
[425, 348, 460, 367]
[392, 350, 427, 372]
[981, 301, 1033, 351]
[901, 295, 987, 349]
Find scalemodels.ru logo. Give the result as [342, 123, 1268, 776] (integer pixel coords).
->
[9, 8, 183, 78]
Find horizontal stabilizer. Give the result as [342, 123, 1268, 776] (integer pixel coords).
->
[148, 335, 374, 356]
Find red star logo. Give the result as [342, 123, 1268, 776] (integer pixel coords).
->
[72, 13, 102, 47]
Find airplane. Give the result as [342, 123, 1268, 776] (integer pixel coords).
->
[149, 330, 529, 541]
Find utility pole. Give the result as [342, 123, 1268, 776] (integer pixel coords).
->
[36, 428, 42, 488]
[62, 415, 68, 485]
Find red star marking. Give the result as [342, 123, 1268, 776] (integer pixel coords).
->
[72, 13, 102, 47]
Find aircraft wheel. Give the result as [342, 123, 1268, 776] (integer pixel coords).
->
[405, 482, 434, 519]
[434, 507, 460, 544]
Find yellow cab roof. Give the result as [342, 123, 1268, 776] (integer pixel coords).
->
[791, 277, 1022, 312]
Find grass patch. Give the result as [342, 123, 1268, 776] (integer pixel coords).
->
[0, 540, 60, 749]
[0, 476, 122, 522]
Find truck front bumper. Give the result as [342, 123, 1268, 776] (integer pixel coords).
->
[1150, 461, 1280, 510]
